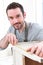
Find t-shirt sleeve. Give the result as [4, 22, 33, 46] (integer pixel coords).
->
[27, 23, 43, 41]
[7, 26, 15, 34]
[35, 28, 43, 40]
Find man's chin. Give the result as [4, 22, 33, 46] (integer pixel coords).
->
[14, 27, 20, 30]
[13, 25, 22, 30]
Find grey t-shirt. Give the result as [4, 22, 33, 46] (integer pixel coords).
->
[7, 22, 43, 42]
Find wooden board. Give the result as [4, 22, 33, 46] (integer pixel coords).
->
[13, 42, 43, 63]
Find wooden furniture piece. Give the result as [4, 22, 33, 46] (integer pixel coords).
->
[13, 42, 43, 65]
[25, 56, 43, 65]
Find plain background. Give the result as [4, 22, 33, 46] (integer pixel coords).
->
[0, 0, 43, 40]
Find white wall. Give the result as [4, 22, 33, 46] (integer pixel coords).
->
[0, 0, 42, 39]
[42, 0, 43, 25]
[36, 0, 42, 26]
[3, 0, 36, 23]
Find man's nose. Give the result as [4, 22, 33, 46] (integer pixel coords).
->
[13, 18, 18, 23]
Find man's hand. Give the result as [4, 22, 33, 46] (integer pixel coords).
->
[7, 33, 18, 45]
[27, 42, 43, 57]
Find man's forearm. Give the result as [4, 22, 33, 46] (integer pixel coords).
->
[0, 35, 9, 49]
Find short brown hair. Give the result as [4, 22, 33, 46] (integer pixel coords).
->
[6, 2, 24, 15]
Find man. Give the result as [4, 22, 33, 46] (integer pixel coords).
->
[0, 2, 43, 57]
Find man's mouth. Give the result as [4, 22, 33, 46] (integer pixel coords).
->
[14, 22, 21, 25]
[13, 23, 21, 29]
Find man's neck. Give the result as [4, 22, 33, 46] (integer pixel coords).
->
[19, 22, 26, 33]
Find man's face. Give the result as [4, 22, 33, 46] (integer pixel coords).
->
[7, 8, 25, 30]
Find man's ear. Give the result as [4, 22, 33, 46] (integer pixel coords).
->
[23, 12, 26, 18]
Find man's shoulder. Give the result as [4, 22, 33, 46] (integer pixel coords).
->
[26, 22, 43, 33]
[9, 26, 14, 30]
[7, 26, 15, 33]
[27, 22, 42, 29]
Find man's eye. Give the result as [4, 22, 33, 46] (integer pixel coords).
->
[17, 15, 20, 17]
[9, 17, 13, 19]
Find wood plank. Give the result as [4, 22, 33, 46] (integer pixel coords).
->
[13, 42, 43, 63]
[25, 56, 43, 65]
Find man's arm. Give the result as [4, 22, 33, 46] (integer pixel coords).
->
[27, 24, 43, 57]
[27, 41, 43, 57]
[0, 35, 9, 49]
[0, 33, 18, 49]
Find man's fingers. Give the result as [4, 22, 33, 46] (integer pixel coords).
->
[39, 48, 43, 57]
[26, 45, 37, 53]
[10, 35, 14, 44]
[35, 47, 42, 56]
[30, 45, 38, 53]
[26, 42, 43, 57]
[26, 46, 32, 52]
[13, 39, 18, 45]
[39, 52, 43, 57]
[8, 33, 18, 45]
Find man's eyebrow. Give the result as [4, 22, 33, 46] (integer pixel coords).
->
[8, 16, 13, 19]
[16, 14, 20, 17]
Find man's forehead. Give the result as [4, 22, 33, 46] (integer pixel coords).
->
[7, 8, 21, 13]
[7, 8, 23, 16]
